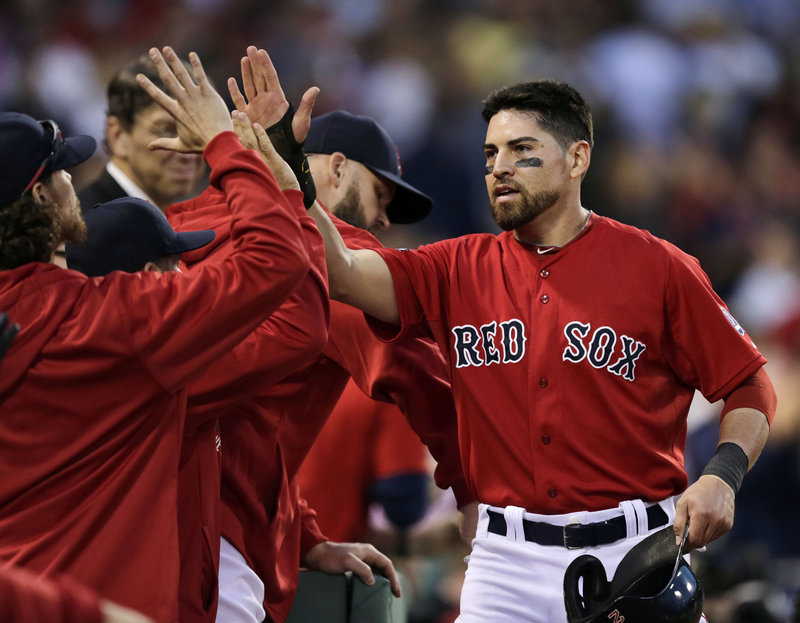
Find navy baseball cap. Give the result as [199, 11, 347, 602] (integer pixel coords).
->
[65, 197, 215, 277]
[304, 110, 433, 224]
[0, 112, 96, 208]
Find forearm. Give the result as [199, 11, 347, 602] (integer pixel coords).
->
[718, 407, 770, 469]
[309, 202, 399, 324]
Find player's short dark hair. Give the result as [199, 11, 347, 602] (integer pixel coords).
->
[0, 175, 62, 268]
[481, 80, 594, 151]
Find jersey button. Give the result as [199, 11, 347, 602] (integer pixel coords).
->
[538, 377, 548, 388]
[541, 434, 551, 445]
[540, 269, 550, 279]
[540, 294, 549, 304]
[547, 488, 558, 498]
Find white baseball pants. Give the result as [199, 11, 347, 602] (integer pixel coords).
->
[456, 497, 684, 623]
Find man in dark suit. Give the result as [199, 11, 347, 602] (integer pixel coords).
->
[77, 55, 206, 213]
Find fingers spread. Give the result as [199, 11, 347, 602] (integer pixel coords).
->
[188, 51, 211, 94]
[162, 46, 197, 93]
[241, 56, 256, 102]
[228, 77, 247, 112]
[136, 72, 178, 117]
[258, 48, 282, 94]
[247, 47, 268, 94]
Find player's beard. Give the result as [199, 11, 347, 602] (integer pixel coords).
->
[57, 195, 88, 245]
[490, 184, 561, 231]
[332, 182, 371, 232]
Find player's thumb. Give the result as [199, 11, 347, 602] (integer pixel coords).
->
[673, 501, 688, 546]
[147, 137, 183, 152]
[292, 86, 320, 143]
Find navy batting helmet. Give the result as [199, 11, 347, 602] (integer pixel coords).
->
[563, 525, 703, 623]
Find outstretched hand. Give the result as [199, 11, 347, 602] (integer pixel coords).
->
[227, 46, 319, 143]
[136, 46, 233, 153]
[303, 541, 402, 598]
[232, 111, 299, 191]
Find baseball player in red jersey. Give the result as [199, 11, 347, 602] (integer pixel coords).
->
[178, 47, 471, 623]
[0, 47, 314, 623]
[298, 80, 778, 622]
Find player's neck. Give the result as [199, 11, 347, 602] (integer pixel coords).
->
[514, 204, 590, 248]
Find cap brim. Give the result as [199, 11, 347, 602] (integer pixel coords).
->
[365, 166, 433, 225]
[166, 229, 216, 255]
[51, 135, 98, 171]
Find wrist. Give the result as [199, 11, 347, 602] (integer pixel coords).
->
[700, 442, 749, 494]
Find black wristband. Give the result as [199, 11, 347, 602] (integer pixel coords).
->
[701, 442, 749, 494]
[264, 104, 317, 209]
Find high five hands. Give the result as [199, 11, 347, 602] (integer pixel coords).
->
[136, 46, 233, 152]
[228, 46, 319, 144]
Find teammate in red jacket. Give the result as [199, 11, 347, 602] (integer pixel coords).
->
[0, 47, 313, 623]
[166, 47, 471, 623]
[301, 80, 777, 622]
[65, 185, 329, 623]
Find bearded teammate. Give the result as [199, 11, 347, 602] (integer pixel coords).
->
[167, 47, 471, 623]
[297, 80, 777, 622]
[0, 46, 315, 623]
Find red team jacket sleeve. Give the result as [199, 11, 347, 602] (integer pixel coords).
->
[0, 565, 103, 623]
[185, 189, 330, 424]
[661, 246, 768, 405]
[108, 132, 312, 394]
[296, 495, 329, 562]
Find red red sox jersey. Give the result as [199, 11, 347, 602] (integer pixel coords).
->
[373, 212, 769, 514]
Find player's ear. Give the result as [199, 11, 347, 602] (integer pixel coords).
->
[569, 140, 591, 180]
[106, 116, 132, 158]
[328, 152, 348, 188]
[142, 261, 162, 273]
[31, 179, 51, 204]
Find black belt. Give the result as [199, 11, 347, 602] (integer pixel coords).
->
[486, 504, 668, 550]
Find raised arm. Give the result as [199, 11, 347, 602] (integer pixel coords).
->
[228, 47, 400, 324]
[308, 202, 399, 324]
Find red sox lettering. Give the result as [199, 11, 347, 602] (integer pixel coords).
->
[452, 319, 526, 368]
[562, 321, 646, 382]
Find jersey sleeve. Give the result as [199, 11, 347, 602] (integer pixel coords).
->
[325, 233, 474, 508]
[370, 239, 460, 341]
[186, 189, 330, 424]
[296, 495, 329, 560]
[662, 246, 767, 403]
[106, 132, 313, 394]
